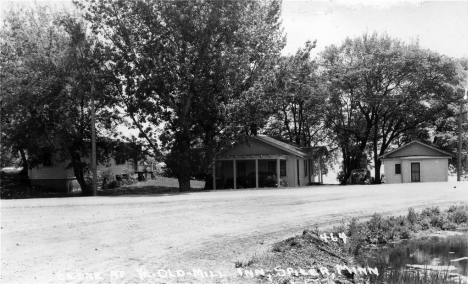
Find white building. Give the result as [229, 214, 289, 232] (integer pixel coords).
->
[29, 155, 139, 192]
[379, 141, 452, 184]
[212, 135, 328, 189]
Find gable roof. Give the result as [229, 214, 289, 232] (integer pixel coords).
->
[216, 135, 328, 158]
[379, 141, 453, 159]
[255, 135, 327, 157]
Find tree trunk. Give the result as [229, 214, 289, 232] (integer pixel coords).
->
[178, 175, 191, 192]
[374, 158, 382, 184]
[175, 124, 192, 192]
[176, 142, 191, 192]
[69, 150, 91, 195]
[372, 141, 382, 184]
[18, 148, 29, 176]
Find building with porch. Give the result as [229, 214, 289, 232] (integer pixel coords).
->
[212, 135, 327, 189]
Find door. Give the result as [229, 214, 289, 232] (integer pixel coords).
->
[411, 163, 420, 182]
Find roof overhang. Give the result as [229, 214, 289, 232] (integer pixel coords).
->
[254, 136, 306, 157]
[379, 141, 453, 160]
[216, 154, 290, 161]
[381, 155, 452, 161]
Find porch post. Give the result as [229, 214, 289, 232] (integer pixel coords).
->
[276, 157, 280, 188]
[308, 158, 311, 184]
[255, 159, 259, 189]
[233, 159, 237, 189]
[212, 160, 216, 190]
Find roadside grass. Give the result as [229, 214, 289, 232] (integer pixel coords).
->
[240, 204, 468, 284]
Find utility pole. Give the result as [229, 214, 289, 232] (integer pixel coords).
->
[91, 79, 97, 196]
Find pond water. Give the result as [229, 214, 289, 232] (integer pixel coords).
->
[366, 234, 468, 278]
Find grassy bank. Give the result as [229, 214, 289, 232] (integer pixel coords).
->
[241, 204, 468, 284]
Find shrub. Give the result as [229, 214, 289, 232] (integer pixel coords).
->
[447, 205, 468, 224]
[441, 222, 458, 231]
[347, 218, 369, 242]
[430, 215, 445, 229]
[336, 171, 346, 183]
[420, 218, 431, 230]
[407, 207, 418, 224]
[399, 227, 412, 239]
[421, 206, 440, 218]
[106, 180, 118, 189]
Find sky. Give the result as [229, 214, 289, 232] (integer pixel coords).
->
[2, 0, 468, 58]
[280, 1, 468, 58]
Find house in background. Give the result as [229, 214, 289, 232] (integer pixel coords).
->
[379, 141, 452, 184]
[212, 135, 328, 189]
[29, 154, 140, 192]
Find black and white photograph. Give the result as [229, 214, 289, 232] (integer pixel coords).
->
[1, 0, 468, 283]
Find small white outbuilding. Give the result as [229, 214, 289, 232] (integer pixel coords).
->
[379, 141, 452, 184]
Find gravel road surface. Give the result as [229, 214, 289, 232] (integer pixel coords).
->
[1, 181, 467, 283]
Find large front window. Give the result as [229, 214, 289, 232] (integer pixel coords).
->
[267, 160, 286, 176]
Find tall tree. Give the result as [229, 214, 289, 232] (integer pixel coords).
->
[1, 5, 119, 194]
[432, 58, 468, 176]
[320, 33, 464, 184]
[266, 40, 329, 147]
[77, 0, 285, 191]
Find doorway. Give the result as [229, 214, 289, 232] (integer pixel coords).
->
[411, 163, 420, 182]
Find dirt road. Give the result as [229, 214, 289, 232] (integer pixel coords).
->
[1, 181, 467, 284]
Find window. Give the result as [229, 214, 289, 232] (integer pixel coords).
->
[269, 160, 286, 176]
[395, 164, 401, 174]
[43, 152, 52, 167]
[237, 161, 246, 177]
[267, 161, 276, 173]
[304, 159, 308, 176]
[280, 160, 286, 177]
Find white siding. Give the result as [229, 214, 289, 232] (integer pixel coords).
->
[30, 160, 75, 180]
[402, 158, 448, 183]
[383, 157, 449, 184]
[31, 157, 135, 180]
[383, 160, 403, 184]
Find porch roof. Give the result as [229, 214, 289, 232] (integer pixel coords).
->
[215, 135, 328, 160]
[248, 135, 328, 158]
[216, 154, 289, 161]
